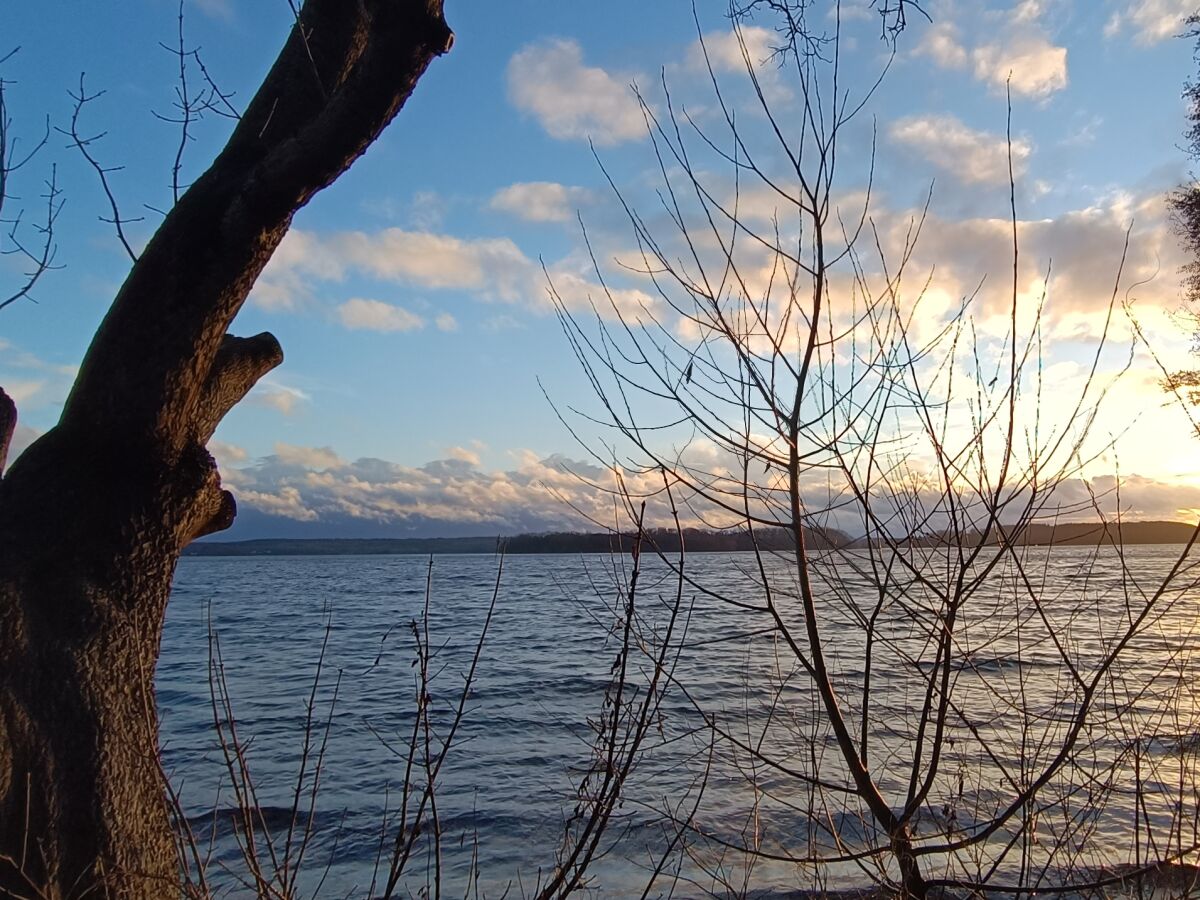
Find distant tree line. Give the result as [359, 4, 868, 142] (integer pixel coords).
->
[503, 525, 851, 554]
[183, 520, 1198, 557]
[880, 520, 1198, 548]
[185, 525, 852, 556]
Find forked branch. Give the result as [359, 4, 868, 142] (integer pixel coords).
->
[0, 50, 60, 310]
[196, 332, 284, 442]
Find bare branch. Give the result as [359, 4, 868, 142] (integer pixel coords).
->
[59, 74, 142, 262]
[0, 50, 59, 310]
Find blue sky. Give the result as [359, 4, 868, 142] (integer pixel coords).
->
[5, 0, 1200, 537]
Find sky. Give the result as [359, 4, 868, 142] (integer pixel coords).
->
[4, 0, 1200, 538]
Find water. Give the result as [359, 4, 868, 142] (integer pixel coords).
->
[160, 546, 1200, 897]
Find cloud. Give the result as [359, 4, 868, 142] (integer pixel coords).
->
[252, 228, 530, 312]
[236, 486, 319, 522]
[890, 114, 1031, 185]
[688, 25, 779, 73]
[337, 298, 426, 333]
[409, 189, 447, 230]
[915, 19, 1067, 100]
[191, 0, 233, 20]
[339, 230, 531, 299]
[832, 2, 874, 21]
[870, 188, 1184, 335]
[220, 441, 801, 538]
[1013, 0, 1049, 23]
[274, 442, 342, 470]
[2, 380, 45, 406]
[224, 447, 623, 535]
[248, 379, 310, 416]
[208, 440, 248, 468]
[1050, 474, 1200, 521]
[972, 36, 1068, 98]
[915, 23, 969, 69]
[214, 436, 1200, 540]
[489, 182, 593, 223]
[435, 313, 458, 332]
[251, 227, 656, 319]
[1105, 0, 1195, 45]
[250, 230, 346, 312]
[507, 39, 645, 145]
[0, 341, 79, 417]
[447, 445, 482, 466]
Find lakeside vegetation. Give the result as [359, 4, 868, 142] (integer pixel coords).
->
[185, 520, 1200, 556]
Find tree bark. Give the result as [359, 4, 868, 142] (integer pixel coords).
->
[0, 2, 452, 895]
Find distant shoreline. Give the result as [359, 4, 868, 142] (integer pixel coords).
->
[184, 520, 1199, 556]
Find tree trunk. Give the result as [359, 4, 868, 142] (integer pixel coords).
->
[894, 827, 928, 899]
[0, 2, 452, 895]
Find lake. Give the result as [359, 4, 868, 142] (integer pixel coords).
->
[160, 546, 1200, 897]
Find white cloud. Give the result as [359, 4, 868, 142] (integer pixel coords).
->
[916, 19, 1068, 100]
[447, 445, 482, 466]
[219, 440, 1200, 536]
[1014, 0, 1048, 23]
[248, 380, 310, 416]
[435, 313, 458, 332]
[274, 442, 342, 470]
[250, 230, 346, 312]
[251, 227, 656, 319]
[870, 188, 1185, 335]
[338, 230, 531, 299]
[208, 440, 248, 468]
[1106, 0, 1195, 45]
[915, 22, 969, 68]
[1012, 0, 1070, 24]
[544, 268, 653, 319]
[237, 486, 318, 522]
[972, 36, 1068, 98]
[337, 298, 426, 333]
[2, 380, 45, 405]
[890, 114, 1032, 185]
[489, 182, 592, 223]
[689, 25, 779, 73]
[685, 25, 795, 105]
[222, 446, 661, 533]
[507, 39, 645, 145]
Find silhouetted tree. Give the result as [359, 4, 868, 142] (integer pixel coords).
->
[1171, 15, 1200, 313]
[1166, 13, 1200, 404]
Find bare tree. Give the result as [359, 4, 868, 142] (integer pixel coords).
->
[0, 3, 454, 897]
[1171, 15, 1200, 312]
[554, 7, 1200, 897]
